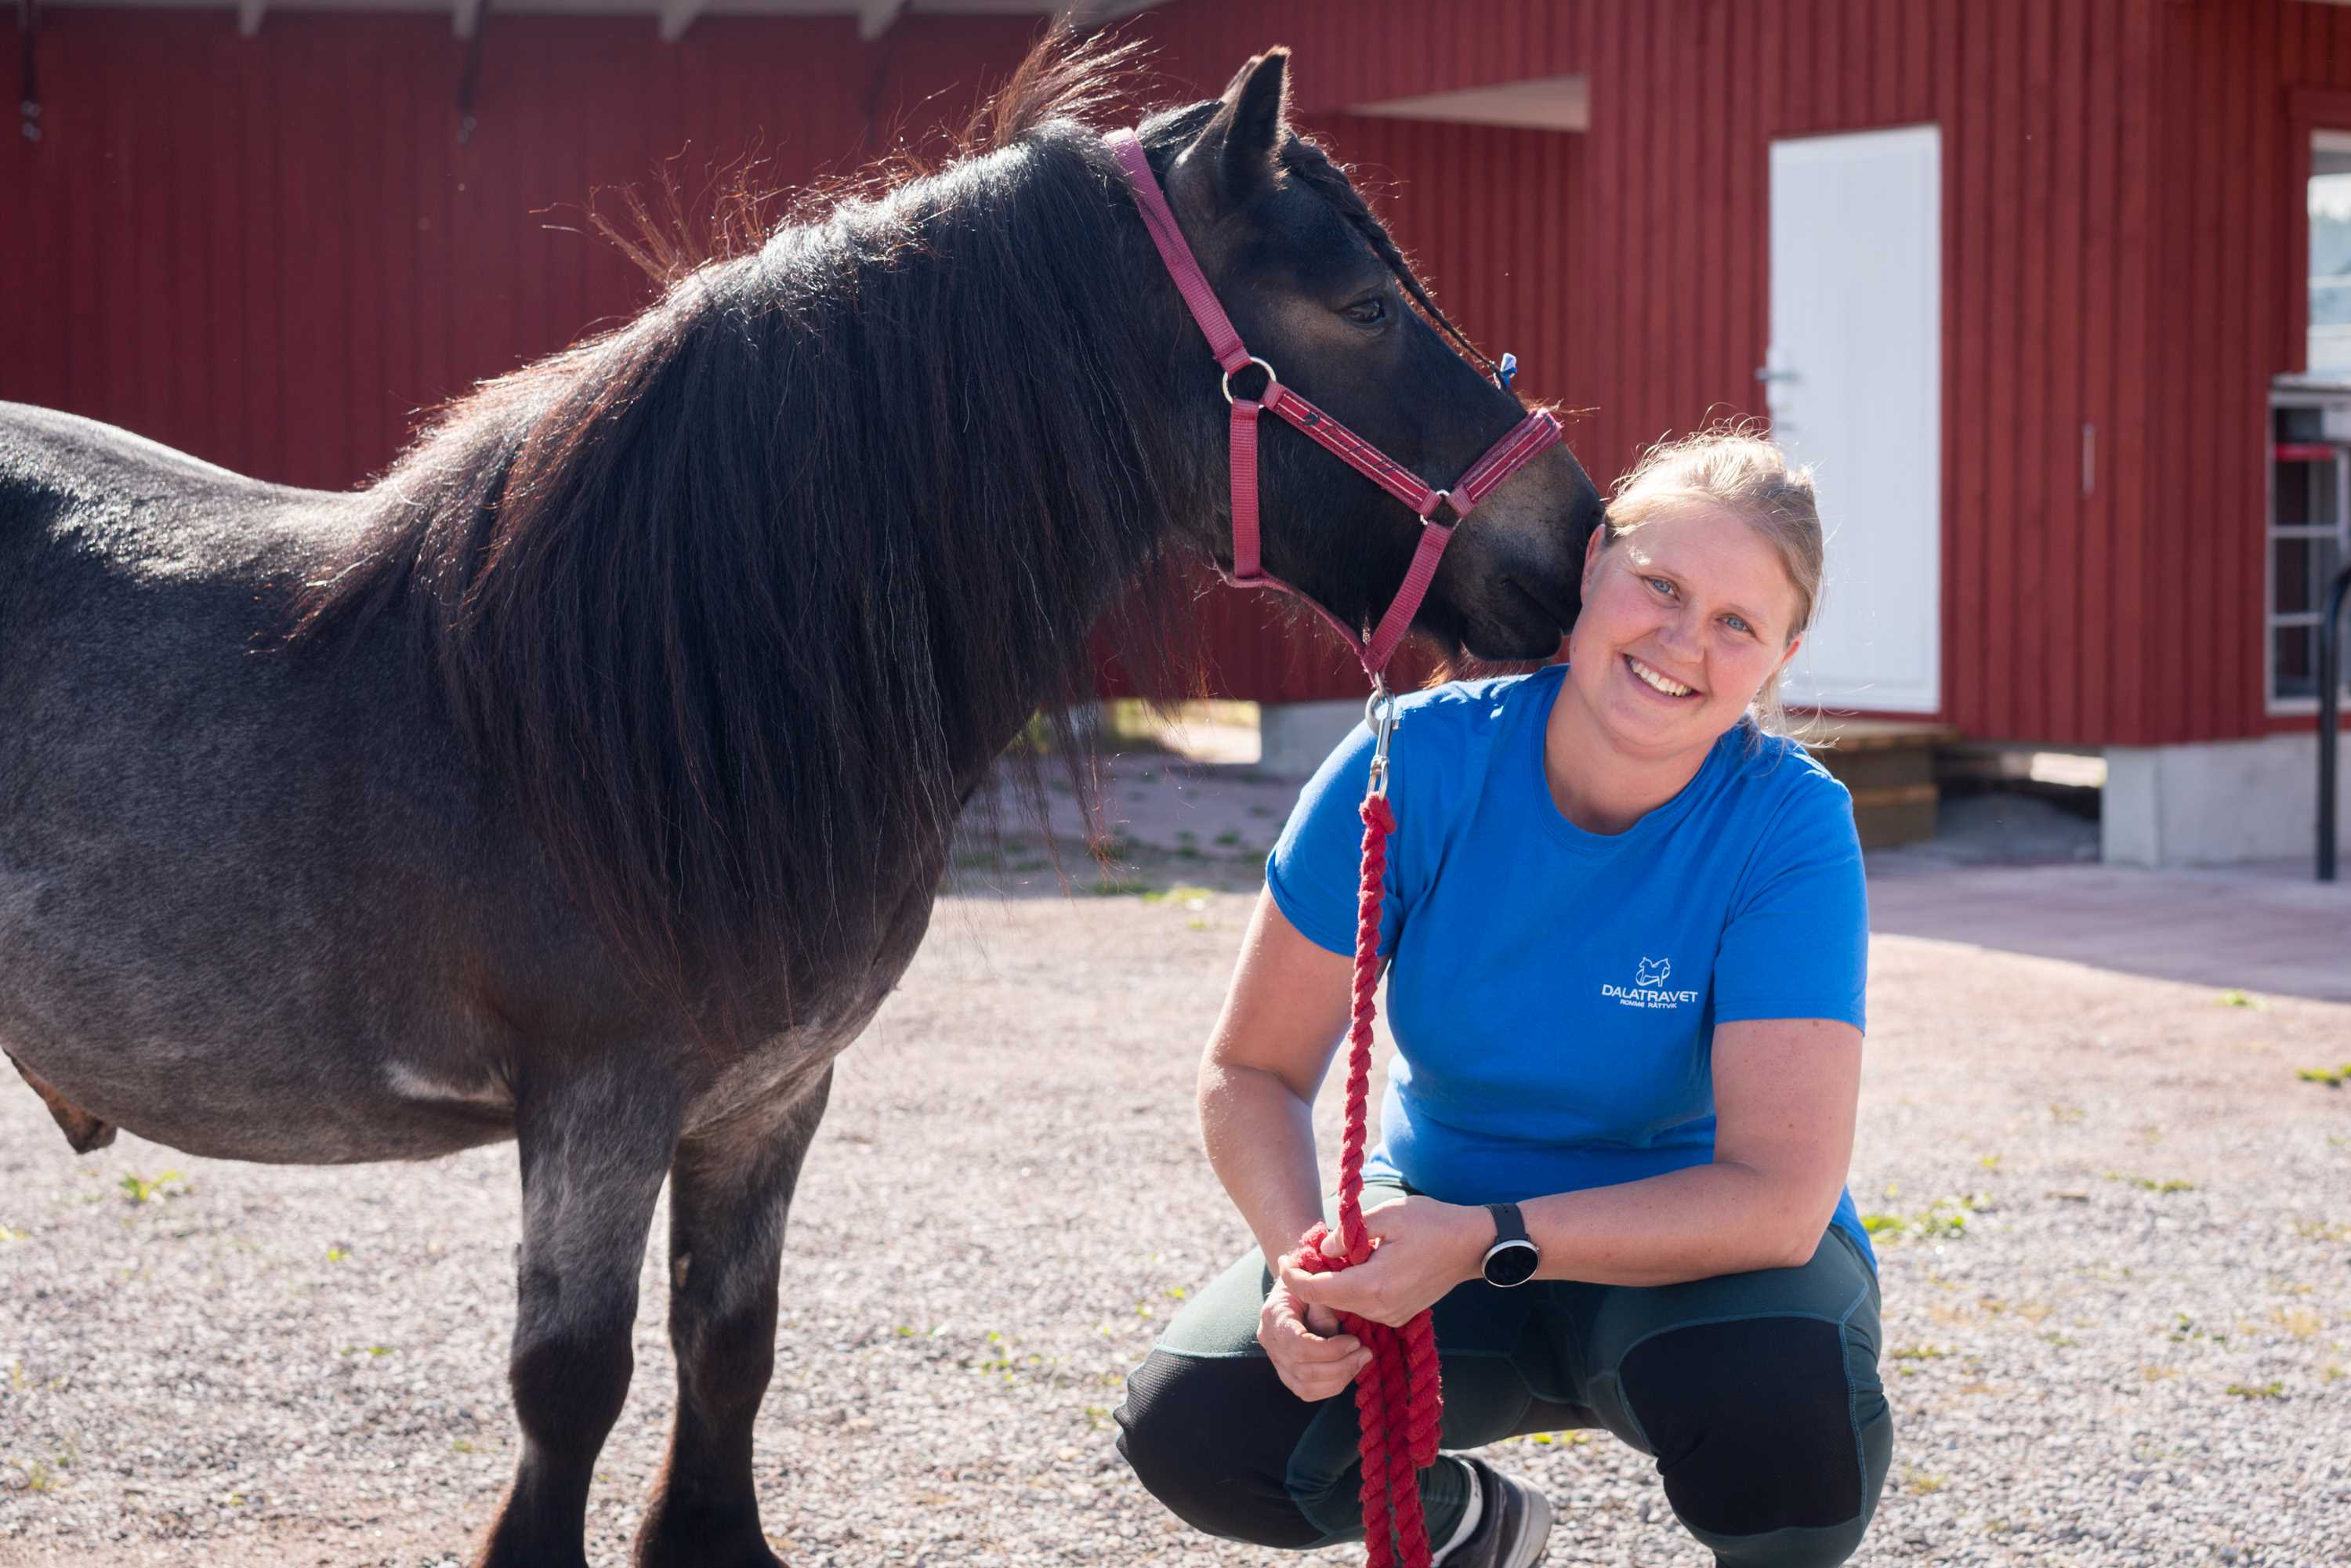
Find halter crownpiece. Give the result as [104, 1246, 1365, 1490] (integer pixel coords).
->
[1103, 128, 1563, 678]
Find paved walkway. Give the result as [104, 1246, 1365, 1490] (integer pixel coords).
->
[1009, 750, 2351, 1008]
[1864, 856, 2351, 1005]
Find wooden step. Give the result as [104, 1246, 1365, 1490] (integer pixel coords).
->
[1799, 722, 1962, 849]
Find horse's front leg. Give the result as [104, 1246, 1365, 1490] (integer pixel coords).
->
[474, 1057, 684, 1568]
[634, 1063, 835, 1568]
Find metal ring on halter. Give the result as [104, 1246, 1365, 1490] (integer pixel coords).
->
[1220, 356, 1278, 406]
[1364, 675, 1397, 798]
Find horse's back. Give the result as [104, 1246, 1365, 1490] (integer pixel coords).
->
[0, 404, 534, 1161]
[1, 400, 276, 493]
[0, 402, 347, 581]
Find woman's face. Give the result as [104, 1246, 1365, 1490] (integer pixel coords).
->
[1564, 503, 1805, 759]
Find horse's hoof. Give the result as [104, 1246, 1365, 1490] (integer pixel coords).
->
[632, 1515, 784, 1568]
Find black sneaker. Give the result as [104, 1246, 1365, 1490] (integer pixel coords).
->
[1436, 1454, 1552, 1568]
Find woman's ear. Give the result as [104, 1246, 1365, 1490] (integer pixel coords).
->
[1580, 520, 1609, 597]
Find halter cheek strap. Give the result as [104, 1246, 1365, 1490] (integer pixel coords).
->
[1104, 128, 1562, 678]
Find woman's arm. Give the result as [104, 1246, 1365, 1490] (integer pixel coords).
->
[1196, 889, 1364, 1271]
[1515, 1014, 1864, 1283]
[1283, 1016, 1864, 1323]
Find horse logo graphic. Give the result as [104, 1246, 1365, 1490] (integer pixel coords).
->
[1636, 956, 1672, 988]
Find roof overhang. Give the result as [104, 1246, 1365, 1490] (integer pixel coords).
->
[1347, 74, 1589, 134]
[27, 0, 1166, 44]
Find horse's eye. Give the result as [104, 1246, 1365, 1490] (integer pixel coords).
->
[1342, 296, 1387, 326]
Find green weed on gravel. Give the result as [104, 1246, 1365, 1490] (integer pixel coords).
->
[1861, 1193, 1989, 1242]
[2169, 1313, 2229, 1345]
[1139, 885, 1215, 907]
[2295, 1063, 2351, 1088]
[2224, 1381, 2286, 1400]
[2106, 1171, 2197, 1193]
[118, 1171, 189, 1204]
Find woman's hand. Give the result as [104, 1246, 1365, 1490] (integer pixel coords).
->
[1279, 1195, 1485, 1329]
[1258, 1270, 1373, 1401]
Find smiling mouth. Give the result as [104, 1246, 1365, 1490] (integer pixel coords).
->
[1624, 653, 1701, 701]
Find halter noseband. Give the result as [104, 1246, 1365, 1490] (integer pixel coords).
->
[1105, 128, 1563, 679]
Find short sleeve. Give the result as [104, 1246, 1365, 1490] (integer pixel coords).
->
[1263, 720, 1407, 958]
[1712, 773, 1869, 1031]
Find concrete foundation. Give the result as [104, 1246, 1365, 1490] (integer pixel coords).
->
[2103, 733, 2351, 869]
[1256, 699, 1367, 779]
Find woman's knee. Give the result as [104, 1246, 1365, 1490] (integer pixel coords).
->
[1113, 1345, 1328, 1548]
[1614, 1315, 1892, 1566]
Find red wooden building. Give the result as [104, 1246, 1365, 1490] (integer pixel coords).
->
[8, 0, 2350, 864]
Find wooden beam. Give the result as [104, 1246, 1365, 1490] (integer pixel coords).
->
[857, 0, 905, 44]
[1064, 0, 1169, 24]
[452, 0, 482, 42]
[658, 0, 705, 43]
[236, 0, 263, 36]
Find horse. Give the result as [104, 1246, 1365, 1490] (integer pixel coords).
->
[0, 34, 1602, 1568]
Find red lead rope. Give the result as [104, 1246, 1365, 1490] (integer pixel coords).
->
[1101, 125, 1483, 1564]
[1288, 791, 1445, 1568]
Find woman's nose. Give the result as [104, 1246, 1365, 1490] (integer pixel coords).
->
[1658, 608, 1702, 654]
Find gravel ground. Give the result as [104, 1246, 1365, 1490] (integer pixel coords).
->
[2, 807, 2347, 1567]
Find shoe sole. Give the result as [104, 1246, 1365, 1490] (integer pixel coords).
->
[1506, 1487, 1553, 1568]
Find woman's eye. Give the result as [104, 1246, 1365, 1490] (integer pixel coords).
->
[1342, 296, 1387, 325]
[1724, 614, 1752, 635]
[1646, 576, 1675, 596]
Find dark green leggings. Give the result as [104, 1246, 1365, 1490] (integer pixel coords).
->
[1114, 1182, 1892, 1567]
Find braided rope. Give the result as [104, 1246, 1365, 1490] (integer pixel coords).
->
[1289, 793, 1444, 1568]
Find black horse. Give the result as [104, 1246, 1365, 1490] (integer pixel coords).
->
[0, 35, 1601, 1568]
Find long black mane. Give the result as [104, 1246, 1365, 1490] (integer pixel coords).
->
[283, 34, 1460, 1030]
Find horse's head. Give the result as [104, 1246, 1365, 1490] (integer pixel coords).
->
[1141, 49, 1603, 663]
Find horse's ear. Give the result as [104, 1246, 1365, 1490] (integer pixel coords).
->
[1205, 49, 1291, 204]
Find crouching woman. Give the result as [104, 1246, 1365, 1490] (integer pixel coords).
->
[1114, 432, 1892, 1568]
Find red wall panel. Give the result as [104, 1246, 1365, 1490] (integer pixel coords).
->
[4, 0, 2329, 742]
[1, 9, 1031, 491]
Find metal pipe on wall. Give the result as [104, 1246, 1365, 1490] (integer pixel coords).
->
[2320, 563, 2350, 882]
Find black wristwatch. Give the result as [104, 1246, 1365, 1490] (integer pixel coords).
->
[1480, 1201, 1540, 1287]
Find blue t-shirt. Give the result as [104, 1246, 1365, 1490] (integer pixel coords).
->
[1264, 661, 1876, 1269]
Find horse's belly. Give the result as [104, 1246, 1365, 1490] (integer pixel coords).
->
[0, 869, 517, 1164]
[0, 1001, 517, 1164]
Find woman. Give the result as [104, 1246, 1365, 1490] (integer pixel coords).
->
[1114, 431, 1891, 1568]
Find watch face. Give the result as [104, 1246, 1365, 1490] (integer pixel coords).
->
[1482, 1240, 1539, 1287]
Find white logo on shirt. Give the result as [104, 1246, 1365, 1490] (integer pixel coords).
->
[1603, 956, 1701, 1010]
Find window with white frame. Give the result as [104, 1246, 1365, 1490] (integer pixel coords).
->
[2315, 131, 2351, 376]
[2271, 394, 2351, 706]
[2273, 132, 2351, 708]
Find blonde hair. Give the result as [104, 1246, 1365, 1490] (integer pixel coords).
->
[1599, 426, 1825, 746]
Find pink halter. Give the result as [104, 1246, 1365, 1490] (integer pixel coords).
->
[1105, 128, 1563, 677]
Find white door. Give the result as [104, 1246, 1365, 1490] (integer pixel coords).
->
[1765, 125, 1942, 715]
